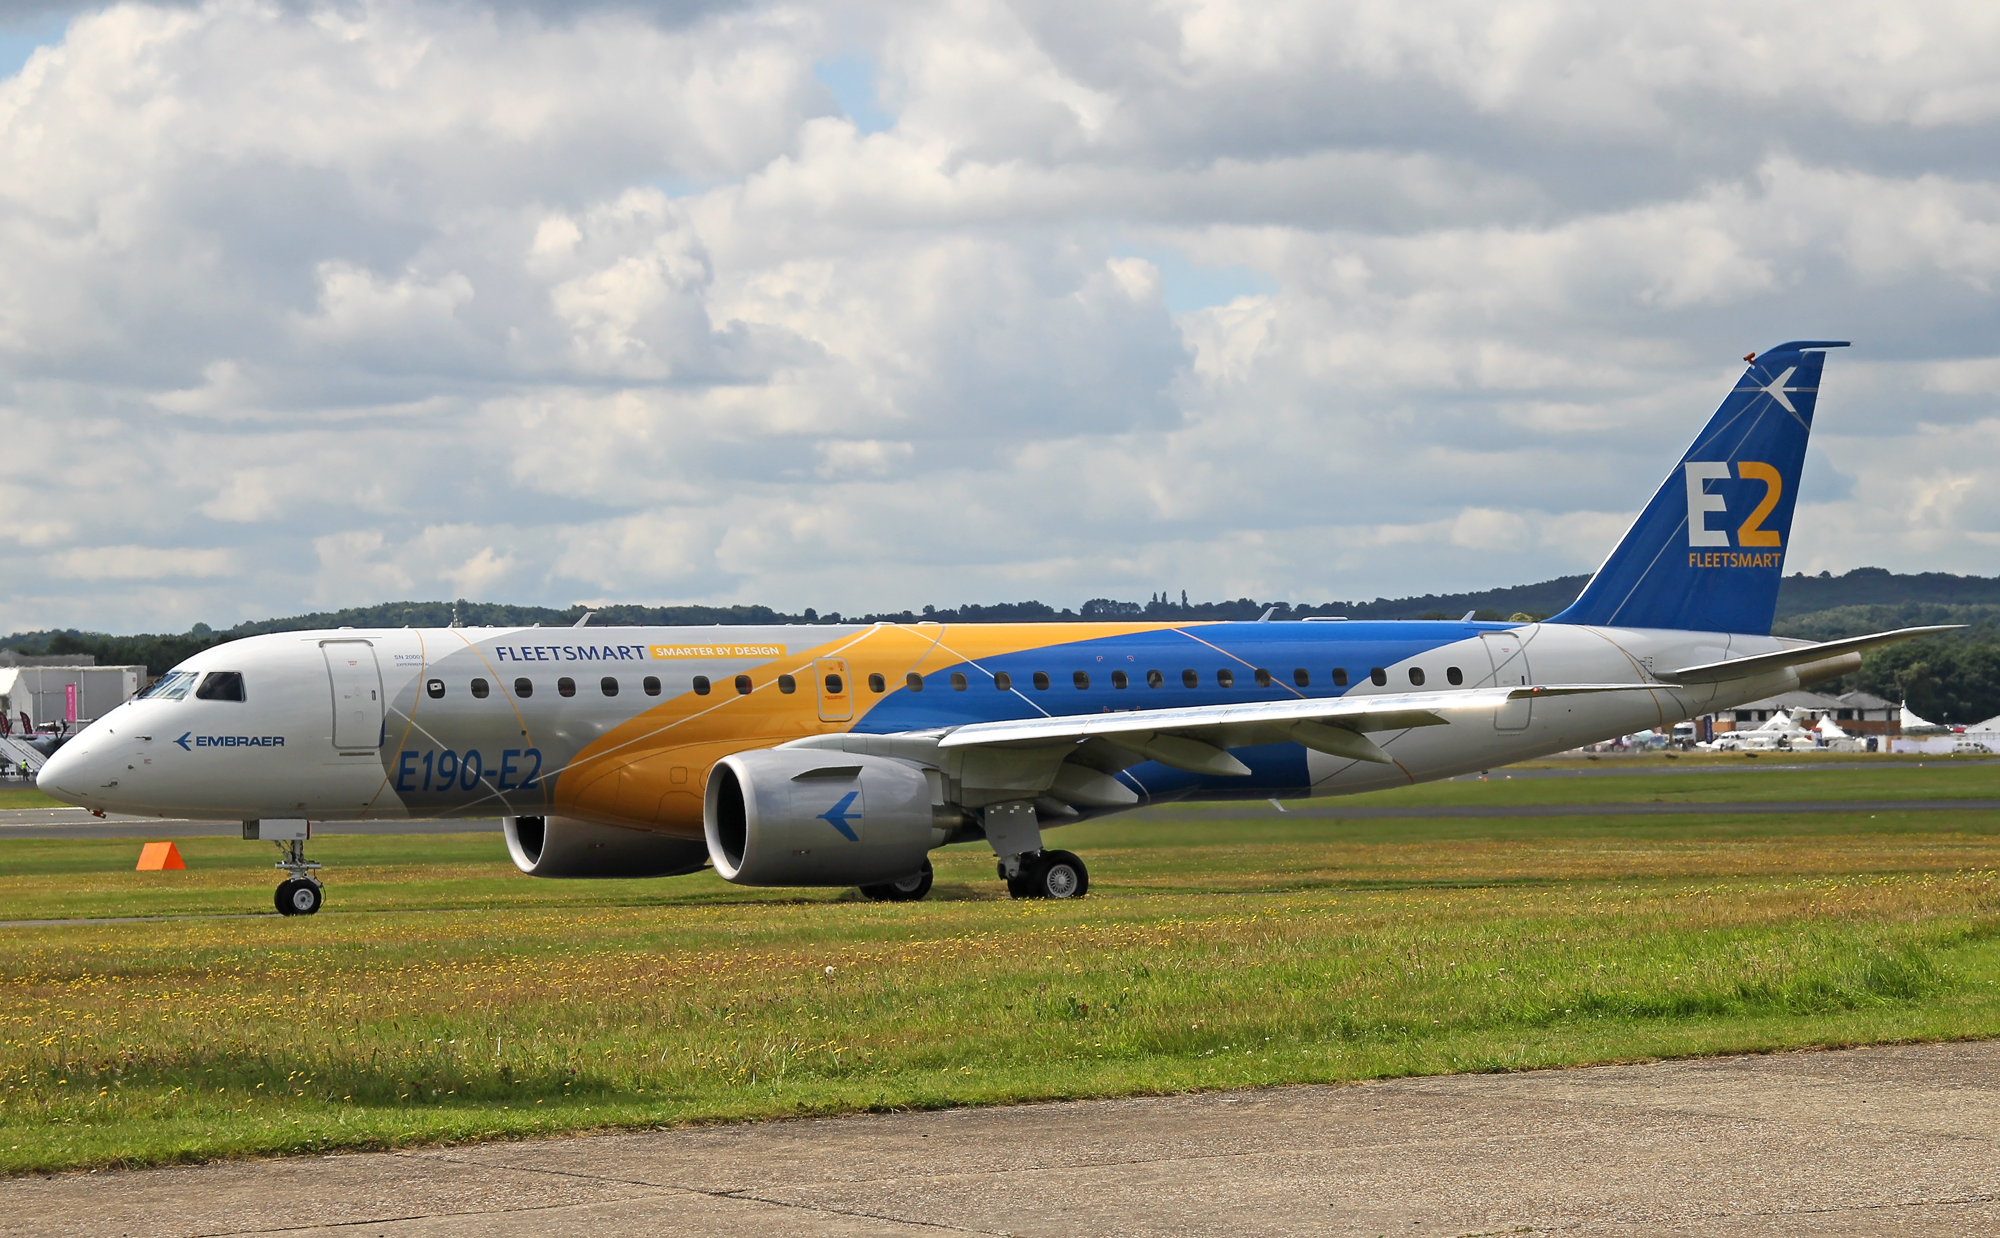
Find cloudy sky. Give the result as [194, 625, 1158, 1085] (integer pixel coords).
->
[2, 0, 1998, 634]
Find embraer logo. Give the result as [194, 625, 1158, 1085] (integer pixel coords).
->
[817, 791, 861, 841]
[1755, 365, 1805, 414]
[1684, 461, 1783, 551]
[175, 732, 286, 750]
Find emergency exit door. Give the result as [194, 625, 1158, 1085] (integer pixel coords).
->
[815, 658, 853, 722]
[322, 641, 384, 750]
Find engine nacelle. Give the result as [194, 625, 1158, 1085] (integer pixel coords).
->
[503, 814, 711, 879]
[704, 749, 944, 886]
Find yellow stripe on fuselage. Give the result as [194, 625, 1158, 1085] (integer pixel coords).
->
[555, 621, 1188, 836]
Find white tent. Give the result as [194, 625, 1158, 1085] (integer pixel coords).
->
[1970, 713, 2000, 733]
[1815, 715, 1849, 739]
[1900, 704, 1949, 735]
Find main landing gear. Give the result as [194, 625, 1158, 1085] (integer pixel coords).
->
[1002, 850, 1089, 900]
[273, 838, 324, 916]
[859, 858, 935, 902]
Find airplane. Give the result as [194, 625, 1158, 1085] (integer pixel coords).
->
[36, 339, 1956, 915]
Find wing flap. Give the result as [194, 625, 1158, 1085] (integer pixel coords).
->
[934, 684, 1644, 755]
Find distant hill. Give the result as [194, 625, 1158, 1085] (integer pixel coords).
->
[7, 569, 2000, 706]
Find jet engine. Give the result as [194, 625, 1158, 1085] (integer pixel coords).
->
[503, 814, 711, 878]
[704, 749, 947, 886]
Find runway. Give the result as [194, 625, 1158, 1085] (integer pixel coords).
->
[3, 798, 1992, 841]
[0, 806, 501, 839]
[6, 1040, 2000, 1236]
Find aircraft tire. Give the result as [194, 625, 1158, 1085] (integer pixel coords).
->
[1013, 851, 1089, 900]
[859, 859, 934, 902]
[275, 879, 323, 916]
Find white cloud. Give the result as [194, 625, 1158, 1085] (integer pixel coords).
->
[46, 545, 238, 580]
[3, 0, 2000, 635]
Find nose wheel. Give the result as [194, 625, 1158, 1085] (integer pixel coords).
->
[276, 878, 323, 916]
[273, 839, 324, 916]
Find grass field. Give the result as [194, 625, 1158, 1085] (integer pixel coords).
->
[6, 758, 2000, 1174]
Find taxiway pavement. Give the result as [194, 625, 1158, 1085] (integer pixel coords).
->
[6, 1040, 2000, 1236]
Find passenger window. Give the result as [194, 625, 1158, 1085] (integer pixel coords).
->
[1369, 668, 1387, 686]
[426, 679, 445, 699]
[195, 671, 246, 702]
[1293, 668, 1310, 687]
[1216, 669, 1235, 688]
[994, 671, 1013, 691]
[778, 674, 797, 694]
[558, 677, 577, 697]
[950, 672, 967, 691]
[826, 673, 844, 694]
[644, 676, 662, 696]
[1033, 672, 1050, 690]
[1181, 669, 1198, 688]
[602, 677, 619, 696]
[514, 678, 534, 698]
[1332, 668, 1348, 687]
[692, 675, 710, 695]
[868, 672, 886, 693]
[1408, 668, 1425, 687]
[1112, 670, 1129, 689]
[1147, 669, 1164, 688]
[471, 678, 490, 699]
[1254, 668, 1272, 688]
[906, 672, 924, 692]
[734, 674, 753, 695]
[1073, 671, 1090, 689]
[1447, 666, 1463, 686]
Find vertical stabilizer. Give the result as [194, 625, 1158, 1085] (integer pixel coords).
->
[1548, 340, 1849, 635]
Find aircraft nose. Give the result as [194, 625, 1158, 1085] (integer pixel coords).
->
[35, 740, 97, 805]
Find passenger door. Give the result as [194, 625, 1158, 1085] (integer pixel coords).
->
[815, 658, 853, 723]
[322, 641, 384, 750]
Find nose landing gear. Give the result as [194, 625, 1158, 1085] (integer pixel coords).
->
[273, 838, 324, 916]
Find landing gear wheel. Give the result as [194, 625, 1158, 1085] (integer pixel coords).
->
[275, 878, 323, 916]
[1010, 850, 1089, 900]
[860, 859, 934, 902]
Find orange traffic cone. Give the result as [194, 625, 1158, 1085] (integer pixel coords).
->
[136, 841, 186, 871]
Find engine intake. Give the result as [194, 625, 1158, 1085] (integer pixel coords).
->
[504, 814, 710, 878]
[704, 749, 944, 886]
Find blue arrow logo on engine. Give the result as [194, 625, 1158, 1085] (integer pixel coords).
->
[817, 791, 861, 841]
[174, 732, 192, 751]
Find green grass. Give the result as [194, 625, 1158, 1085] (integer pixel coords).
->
[8, 762, 2000, 1174]
[0, 788, 60, 809]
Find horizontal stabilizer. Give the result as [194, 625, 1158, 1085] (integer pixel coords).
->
[1657, 626, 1960, 685]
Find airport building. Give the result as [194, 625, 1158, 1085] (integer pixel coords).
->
[1708, 690, 1900, 736]
[0, 653, 146, 734]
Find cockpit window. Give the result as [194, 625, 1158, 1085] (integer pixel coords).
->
[195, 671, 246, 702]
[141, 670, 198, 700]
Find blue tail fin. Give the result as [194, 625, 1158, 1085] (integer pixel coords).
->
[1548, 340, 1849, 635]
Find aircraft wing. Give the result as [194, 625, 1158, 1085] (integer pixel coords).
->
[932, 683, 1640, 772]
[1656, 625, 1960, 686]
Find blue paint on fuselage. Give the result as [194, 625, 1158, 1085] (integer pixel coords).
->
[851, 621, 1509, 800]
